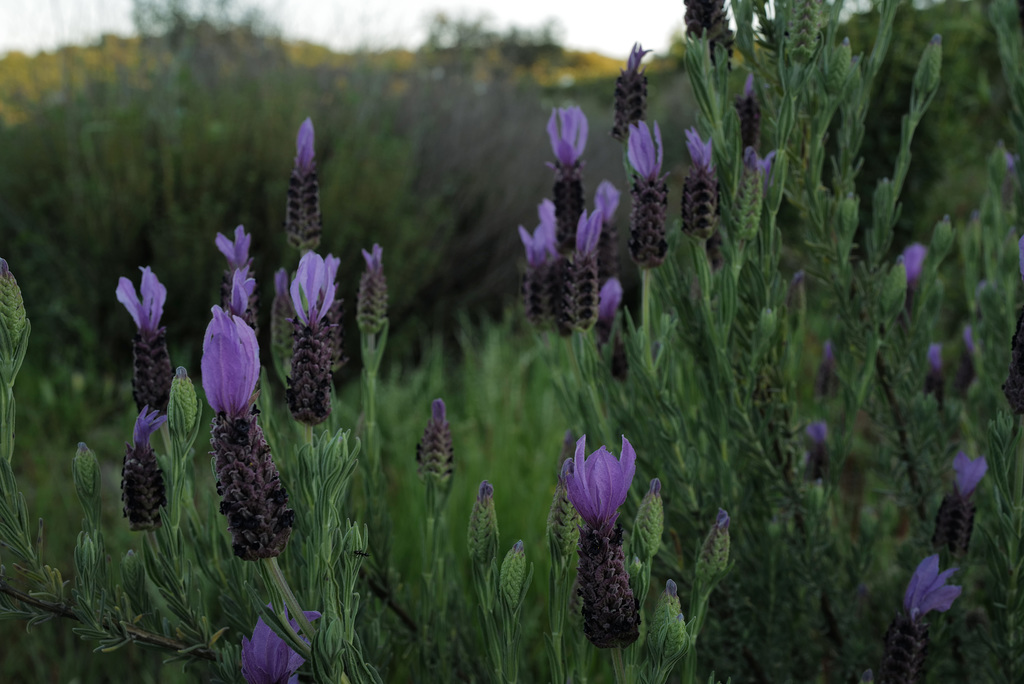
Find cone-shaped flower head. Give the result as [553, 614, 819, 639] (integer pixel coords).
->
[416, 398, 454, 485]
[682, 128, 719, 240]
[901, 243, 927, 289]
[595, 181, 621, 223]
[290, 251, 337, 328]
[357, 243, 388, 335]
[0, 257, 27, 344]
[468, 480, 499, 564]
[295, 118, 315, 175]
[735, 73, 761, 151]
[612, 43, 651, 141]
[228, 268, 257, 319]
[122, 405, 168, 531]
[598, 278, 623, 326]
[633, 478, 664, 560]
[499, 540, 526, 607]
[116, 266, 167, 340]
[548, 107, 588, 167]
[576, 209, 602, 257]
[953, 451, 987, 498]
[548, 458, 581, 561]
[563, 435, 636, 534]
[696, 508, 731, 585]
[216, 225, 252, 271]
[628, 121, 664, 182]
[241, 606, 321, 684]
[903, 555, 961, 620]
[202, 307, 259, 418]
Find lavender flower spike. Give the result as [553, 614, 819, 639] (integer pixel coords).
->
[547, 107, 588, 166]
[215, 225, 252, 271]
[241, 606, 321, 684]
[290, 251, 337, 328]
[563, 435, 636, 534]
[116, 266, 167, 340]
[685, 127, 714, 171]
[295, 117, 315, 175]
[201, 306, 259, 418]
[627, 121, 664, 181]
[953, 451, 987, 498]
[121, 405, 168, 531]
[903, 555, 961, 620]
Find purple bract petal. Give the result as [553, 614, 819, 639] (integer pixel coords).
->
[595, 180, 621, 223]
[716, 508, 730, 530]
[903, 554, 961, 620]
[902, 243, 927, 287]
[824, 339, 834, 364]
[953, 451, 987, 498]
[132, 405, 167, 449]
[537, 199, 558, 258]
[361, 244, 384, 273]
[519, 226, 547, 269]
[215, 225, 251, 271]
[564, 435, 636, 533]
[241, 606, 321, 684]
[289, 251, 337, 327]
[575, 210, 602, 256]
[295, 118, 315, 174]
[628, 121, 664, 181]
[477, 480, 493, 502]
[201, 306, 259, 418]
[963, 325, 974, 354]
[598, 278, 623, 324]
[806, 421, 827, 444]
[547, 107, 588, 166]
[274, 268, 289, 296]
[431, 398, 447, 425]
[685, 127, 714, 171]
[927, 343, 942, 371]
[229, 268, 256, 318]
[625, 43, 651, 73]
[743, 73, 755, 98]
[116, 266, 167, 338]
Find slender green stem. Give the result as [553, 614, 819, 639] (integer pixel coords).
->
[611, 647, 627, 684]
[264, 556, 317, 648]
[302, 423, 313, 446]
[0, 385, 13, 462]
[642, 267, 653, 368]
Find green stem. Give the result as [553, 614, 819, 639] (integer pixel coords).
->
[264, 556, 317, 648]
[0, 384, 13, 462]
[611, 647, 627, 684]
[642, 267, 653, 368]
[303, 422, 313, 446]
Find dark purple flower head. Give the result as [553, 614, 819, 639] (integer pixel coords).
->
[132, 405, 167, 449]
[576, 209, 602, 256]
[625, 43, 651, 73]
[519, 225, 549, 269]
[744, 73, 755, 97]
[806, 421, 827, 445]
[274, 268, 289, 297]
[547, 107, 588, 166]
[295, 117, 315, 175]
[903, 554, 961, 620]
[598, 278, 623, 325]
[290, 251, 338, 328]
[901, 243, 927, 287]
[201, 306, 259, 418]
[215, 225, 252, 271]
[963, 325, 975, 354]
[116, 267, 167, 339]
[362, 244, 383, 274]
[562, 435, 636, 534]
[953, 451, 987, 498]
[595, 180, 621, 223]
[685, 127, 714, 171]
[228, 268, 256, 319]
[627, 121, 664, 181]
[927, 343, 942, 372]
[241, 606, 321, 684]
[715, 508, 730, 531]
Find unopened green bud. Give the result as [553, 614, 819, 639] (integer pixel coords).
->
[826, 38, 852, 93]
[757, 308, 778, 343]
[912, 35, 942, 97]
[838, 193, 859, 237]
[930, 215, 953, 259]
[0, 259, 27, 345]
[73, 442, 101, 529]
[664, 613, 688, 655]
[121, 549, 146, 603]
[736, 160, 765, 242]
[168, 367, 199, 441]
[633, 478, 664, 561]
[547, 472, 579, 562]
[696, 509, 731, 586]
[651, 579, 682, 643]
[468, 480, 499, 565]
[880, 263, 908, 325]
[499, 540, 526, 607]
[789, 0, 823, 64]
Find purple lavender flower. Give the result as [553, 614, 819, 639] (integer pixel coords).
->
[924, 342, 944, 408]
[963, 325, 975, 355]
[275, 269, 289, 297]
[416, 398, 454, 486]
[685, 128, 714, 171]
[290, 251, 337, 329]
[116, 267, 167, 341]
[117, 267, 173, 412]
[357, 244, 388, 335]
[201, 306, 259, 418]
[612, 43, 651, 141]
[121, 405, 168, 531]
[562, 435, 636, 535]
[557, 210, 602, 333]
[598, 278, 623, 326]
[519, 225, 549, 269]
[295, 118, 315, 175]
[903, 555, 961, 620]
[953, 451, 987, 498]
[241, 606, 321, 684]
[696, 508, 730, 584]
[927, 343, 942, 371]
[595, 181, 621, 224]
[627, 121, 664, 182]
[228, 268, 257, 320]
[216, 225, 252, 272]
[736, 73, 761, 151]
[806, 421, 827, 444]
[547, 107, 588, 167]
[901, 243, 927, 289]
[814, 339, 838, 398]
[682, 128, 719, 241]
[576, 210, 602, 257]
[538, 199, 557, 253]
[745, 148, 776, 190]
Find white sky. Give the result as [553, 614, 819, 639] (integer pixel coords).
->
[1, 0, 686, 57]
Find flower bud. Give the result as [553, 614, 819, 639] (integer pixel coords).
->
[168, 367, 199, 442]
[930, 215, 953, 260]
[664, 613, 688, 655]
[912, 35, 942, 97]
[696, 509, 730, 586]
[121, 549, 147, 606]
[826, 38, 852, 94]
[357, 244, 388, 335]
[547, 469, 580, 562]
[651, 579, 683, 653]
[0, 258, 27, 345]
[499, 540, 526, 607]
[633, 478, 664, 561]
[838, 193, 859, 239]
[467, 480, 499, 565]
[880, 263, 908, 326]
[73, 442, 101, 529]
